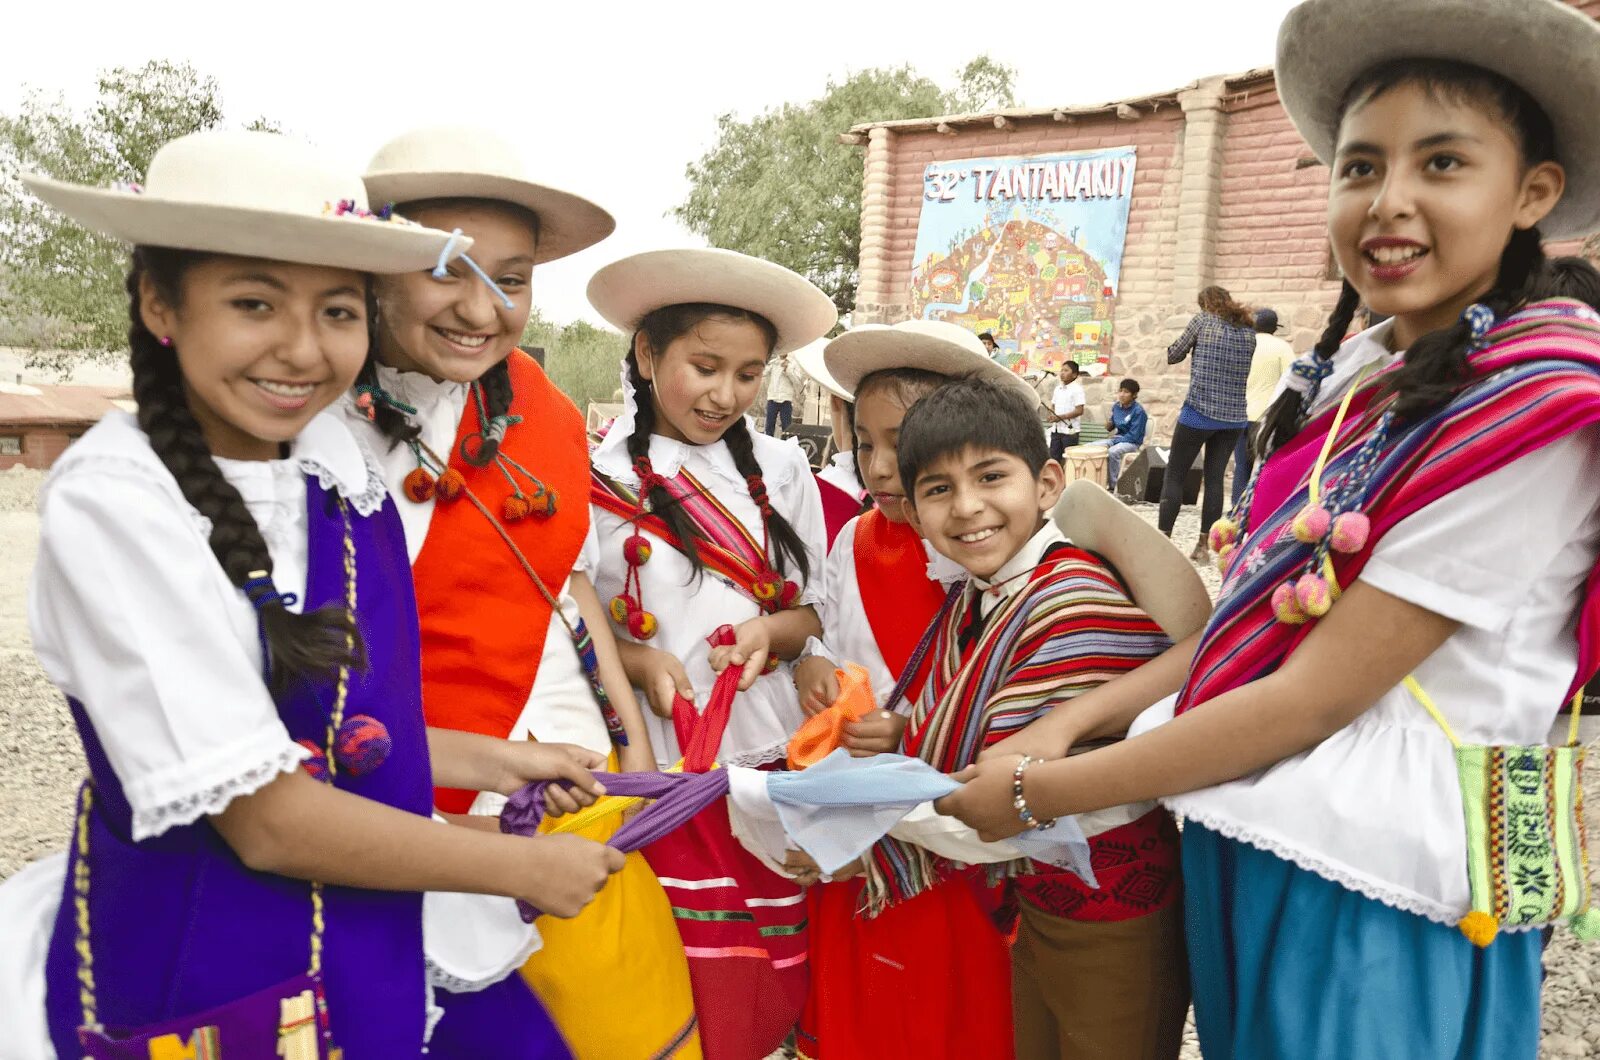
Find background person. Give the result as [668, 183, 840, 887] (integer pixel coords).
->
[1047, 360, 1085, 461]
[1233, 308, 1297, 506]
[1094, 377, 1148, 493]
[763, 346, 805, 436]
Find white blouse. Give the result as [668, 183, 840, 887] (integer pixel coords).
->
[1136, 328, 1600, 926]
[587, 423, 827, 769]
[29, 409, 386, 842]
[342, 366, 610, 759]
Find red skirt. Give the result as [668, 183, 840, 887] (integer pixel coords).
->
[797, 874, 1015, 1060]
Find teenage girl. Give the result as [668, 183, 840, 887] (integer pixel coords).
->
[0, 130, 620, 1059]
[941, 1, 1600, 1054]
[584, 247, 835, 1059]
[347, 126, 697, 1059]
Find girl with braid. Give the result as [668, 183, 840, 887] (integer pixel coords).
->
[0, 131, 623, 1060]
[585, 248, 835, 1060]
[941, 0, 1600, 1055]
[345, 127, 698, 1060]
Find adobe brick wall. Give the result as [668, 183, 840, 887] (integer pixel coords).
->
[0, 427, 76, 470]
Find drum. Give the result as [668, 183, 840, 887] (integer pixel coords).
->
[1062, 444, 1108, 483]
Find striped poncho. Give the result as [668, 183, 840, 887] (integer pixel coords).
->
[865, 543, 1172, 910]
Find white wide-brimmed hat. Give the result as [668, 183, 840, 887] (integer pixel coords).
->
[364, 126, 614, 265]
[586, 248, 837, 355]
[794, 334, 861, 401]
[1276, 0, 1600, 239]
[22, 130, 468, 273]
[823, 318, 1039, 404]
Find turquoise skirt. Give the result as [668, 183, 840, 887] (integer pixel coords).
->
[1183, 823, 1541, 1059]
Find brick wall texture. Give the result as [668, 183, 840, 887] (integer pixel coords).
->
[852, 0, 1600, 435]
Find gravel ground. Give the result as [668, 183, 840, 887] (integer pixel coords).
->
[1, 470, 1594, 1057]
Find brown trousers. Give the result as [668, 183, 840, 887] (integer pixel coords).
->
[1011, 896, 1190, 1060]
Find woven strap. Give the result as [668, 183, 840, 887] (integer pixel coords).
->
[880, 583, 964, 716]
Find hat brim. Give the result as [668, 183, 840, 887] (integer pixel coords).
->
[586, 248, 838, 355]
[1276, 0, 1600, 239]
[824, 326, 1040, 405]
[363, 171, 614, 265]
[22, 174, 466, 273]
[1052, 479, 1213, 641]
[794, 338, 853, 401]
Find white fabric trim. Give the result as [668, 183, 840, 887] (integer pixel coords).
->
[129, 739, 311, 842]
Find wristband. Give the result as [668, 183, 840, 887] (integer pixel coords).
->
[1012, 756, 1058, 831]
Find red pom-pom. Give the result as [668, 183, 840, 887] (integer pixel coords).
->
[297, 738, 329, 782]
[502, 494, 531, 521]
[779, 580, 800, 609]
[403, 467, 436, 503]
[762, 655, 781, 675]
[628, 609, 658, 639]
[334, 714, 392, 776]
[609, 594, 636, 623]
[624, 534, 653, 567]
[435, 468, 465, 501]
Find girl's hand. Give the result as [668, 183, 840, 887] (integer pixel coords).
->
[516, 834, 626, 918]
[497, 742, 608, 816]
[978, 714, 1075, 764]
[794, 656, 841, 717]
[637, 647, 694, 719]
[708, 617, 773, 691]
[936, 756, 1029, 842]
[845, 710, 906, 756]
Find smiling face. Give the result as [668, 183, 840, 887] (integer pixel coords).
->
[908, 445, 1064, 580]
[373, 200, 538, 383]
[1329, 79, 1564, 349]
[139, 256, 369, 461]
[636, 315, 771, 445]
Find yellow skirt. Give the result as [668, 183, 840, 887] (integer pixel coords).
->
[522, 770, 701, 1060]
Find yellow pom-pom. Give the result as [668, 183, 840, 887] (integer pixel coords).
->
[1570, 907, 1600, 941]
[1458, 910, 1499, 948]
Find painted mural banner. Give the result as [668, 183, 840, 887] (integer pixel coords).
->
[909, 147, 1137, 377]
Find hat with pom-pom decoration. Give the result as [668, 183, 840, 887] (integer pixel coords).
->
[403, 466, 436, 503]
[334, 714, 392, 777]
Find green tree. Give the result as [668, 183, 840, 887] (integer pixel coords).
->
[0, 61, 277, 366]
[673, 57, 1016, 315]
[522, 310, 629, 412]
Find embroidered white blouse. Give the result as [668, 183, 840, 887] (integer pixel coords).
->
[1137, 323, 1600, 927]
[587, 419, 827, 769]
[342, 366, 611, 761]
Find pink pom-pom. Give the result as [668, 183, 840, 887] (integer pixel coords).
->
[1291, 505, 1332, 544]
[1216, 542, 1236, 574]
[334, 714, 392, 777]
[1272, 582, 1308, 625]
[1295, 573, 1333, 617]
[1330, 512, 1371, 554]
[1208, 518, 1240, 552]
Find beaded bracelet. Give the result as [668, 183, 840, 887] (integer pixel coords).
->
[1012, 756, 1058, 831]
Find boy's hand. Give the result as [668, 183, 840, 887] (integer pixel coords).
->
[937, 757, 1028, 842]
[794, 656, 841, 716]
[845, 710, 906, 756]
[708, 616, 772, 690]
[637, 647, 693, 719]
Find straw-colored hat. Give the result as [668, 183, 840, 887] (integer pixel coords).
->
[824, 319, 1039, 404]
[794, 334, 861, 401]
[22, 130, 467, 273]
[586, 248, 837, 355]
[364, 126, 614, 264]
[1275, 0, 1600, 239]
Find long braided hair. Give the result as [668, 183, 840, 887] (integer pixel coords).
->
[1258, 58, 1557, 456]
[625, 303, 811, 582]
[129, 247, 364, 686]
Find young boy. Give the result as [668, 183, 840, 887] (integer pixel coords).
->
[883, 377, 1189, 1060]
[1047, 360, 1086, 461]
[1098, 377, 1148, 493]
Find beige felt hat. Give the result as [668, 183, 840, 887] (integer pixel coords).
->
[824, 319, 1039, 404]
[1053, 479, 1213, 641]
[364, 126, 614, 265]
[586, 248, 838, 355]
[793, 336, 855, 401]
[1275, 0, 1600, 239]
[22, 130, 468, 273]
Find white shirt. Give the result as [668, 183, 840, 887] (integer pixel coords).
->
[1051, 380, 1085, 436]
[1137, 326, 1600, 926]
[766, 356, 805, 404]
[342, 366, 610, 759]
[817, 451, 864, 499]
[588, 425, 828, 768]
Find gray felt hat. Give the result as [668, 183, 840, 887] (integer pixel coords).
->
[1275, 0, 1600, 239]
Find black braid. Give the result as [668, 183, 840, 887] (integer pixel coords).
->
[462, 357, 515, 466]
[721, 415, 810, 582]
[1382, 227, 1546, 420]
[357, 284, 419, 450]
[623, 351, 706, 572]
[128, 247, 364, 687]
[1258, 281, 1361, 457]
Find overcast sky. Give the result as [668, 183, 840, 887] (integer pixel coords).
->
[5, 0, 1298, 327]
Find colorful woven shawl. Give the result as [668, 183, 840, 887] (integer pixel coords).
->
[866, 547, 1170, 910]
[1180, 301, 1600, 715]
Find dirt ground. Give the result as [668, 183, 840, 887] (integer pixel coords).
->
[1, 467, 1595, 1057]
